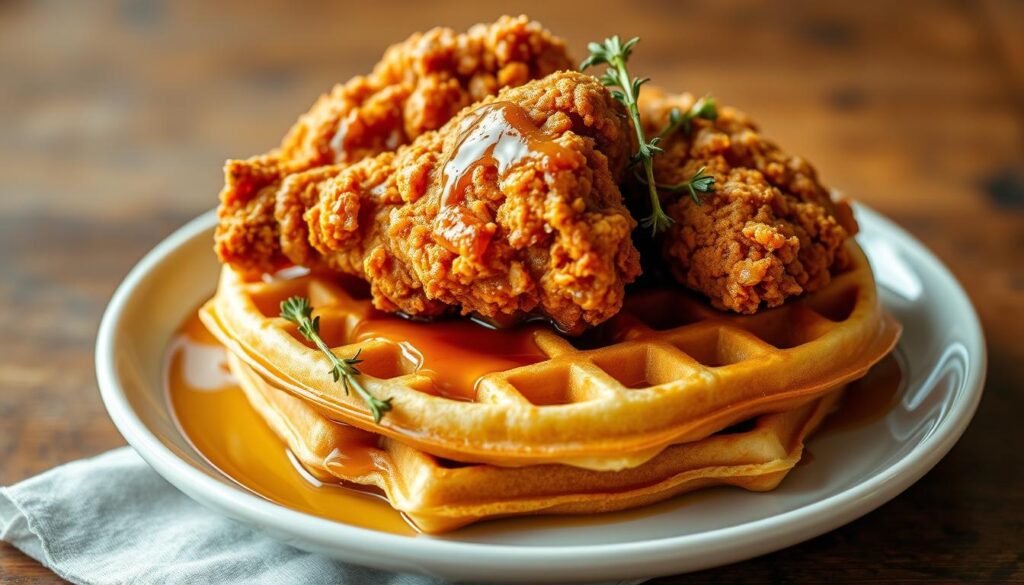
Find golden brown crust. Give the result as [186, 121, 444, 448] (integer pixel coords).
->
[215, 15, 573, 274]
[638, 89, 858, 314]
[301, 71, 640, 332]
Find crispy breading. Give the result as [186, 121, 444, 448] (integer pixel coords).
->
[637, 89, 858, 314]
[215, 15, 573, 274]
[295, 71, 640, 332]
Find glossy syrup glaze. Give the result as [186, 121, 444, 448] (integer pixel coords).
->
[258, 265, 552, 402]
[440, 101, 572, 208]
[166, 310, 415, 535]
[351, 313, 548, 401]
[167, 307, 903, 535]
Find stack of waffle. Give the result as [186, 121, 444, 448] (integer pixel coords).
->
[200, 240, 899, 533]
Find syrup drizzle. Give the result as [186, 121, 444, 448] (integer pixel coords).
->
[440, 101, 572, 208]
[351, 312, 548, 401]
[166, 308, 904, 533]
[166, 311, 415, 535]
[259, 266, 551, 401]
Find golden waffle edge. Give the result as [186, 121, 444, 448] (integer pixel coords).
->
[229, 352, 842, 534]
[201, 240, 900, 471]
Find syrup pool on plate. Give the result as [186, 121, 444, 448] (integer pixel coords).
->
[166, 300, 553, 534]
[166, 302, 903, 534]
[166, 310, 415, 535]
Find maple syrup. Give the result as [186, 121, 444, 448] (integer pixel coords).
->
[351, 313, 547, 401]
[166, 310, 415, 535]
[433, 101, 575, 258]
[440, 101, 572, 208]
[166, 303, 903, 532]
[168, 301, 550, 533]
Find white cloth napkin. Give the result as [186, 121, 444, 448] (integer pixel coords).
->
[1, 447, 645, 585]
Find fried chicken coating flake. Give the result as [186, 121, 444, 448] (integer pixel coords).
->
[294, 71, 640, 333]
[216, 15, 573, 274]
[638, 88, 858, 314]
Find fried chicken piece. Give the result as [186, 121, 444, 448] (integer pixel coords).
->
[637, 88, 858, 314]
[287, 71, 640, 332]
[216, 15, 573, 274]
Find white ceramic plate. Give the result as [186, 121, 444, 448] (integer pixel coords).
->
[96, 205, 985, 583]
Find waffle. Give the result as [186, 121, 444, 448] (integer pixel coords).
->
[229, 352, 841, 533]
[201, 239, 898, 470]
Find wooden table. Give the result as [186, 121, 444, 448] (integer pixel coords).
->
[2, 1, 1022, 582]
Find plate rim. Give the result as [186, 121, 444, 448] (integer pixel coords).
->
[95, 204, 986, 581]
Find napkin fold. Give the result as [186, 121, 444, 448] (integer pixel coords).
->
[1, 448, 644, 585]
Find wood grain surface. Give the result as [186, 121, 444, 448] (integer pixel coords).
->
[2, 0, 1022, 582]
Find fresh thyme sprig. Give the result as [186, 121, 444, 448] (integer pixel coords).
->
[632, 165, 716, 205]
[660, 166, 716, 204]
[280, 296, 392, 423]
[655, 96, 718, 141]
[651, 96, 718, 204]
[581, 36, 672, 235]
[582, 38, 720, 232]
